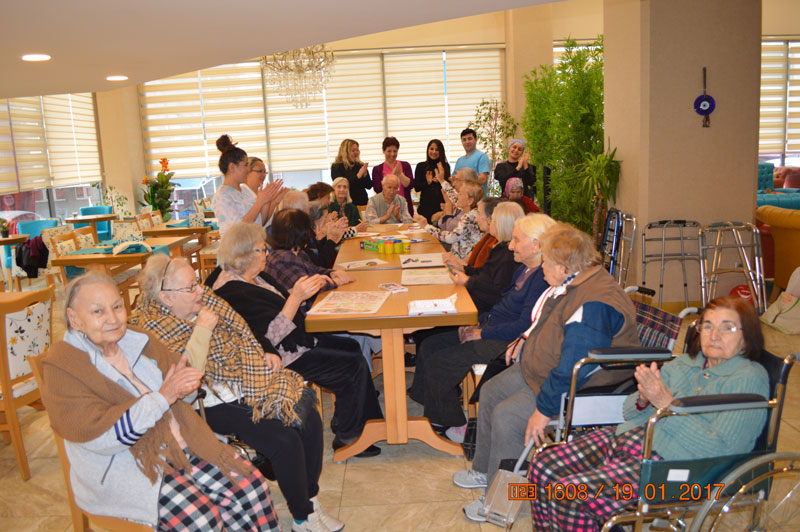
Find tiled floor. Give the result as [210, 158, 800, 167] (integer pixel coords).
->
[0, 279, 798, 532]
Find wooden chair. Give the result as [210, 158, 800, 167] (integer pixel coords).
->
[112, 219, 144, 242]
[150, 209, 162, 224]
[0, 285, 54, 480]
[134, 213, 153, 230]
[198, 241, 220, 281]
[52, 232, 139, 312]
[28, 354, 151, 532]
[41, 224, 75, 287]
[194, 198, 204, 214]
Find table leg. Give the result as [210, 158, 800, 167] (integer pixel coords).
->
[89, 222, 99, 244]
[331, 327, 462, 461]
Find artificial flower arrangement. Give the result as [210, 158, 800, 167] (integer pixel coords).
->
[141, 157, 176, 221]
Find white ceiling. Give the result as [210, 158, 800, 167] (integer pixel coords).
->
[1, 0, 547, 99]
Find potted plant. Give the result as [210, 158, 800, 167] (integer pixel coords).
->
[468, 99, 518, 197]
[578, 145, 621, 247]
[140, 157, 177, 221]
[0, 218, 9, 238]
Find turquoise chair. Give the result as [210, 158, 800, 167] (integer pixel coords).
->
[76, 205, 113, 242]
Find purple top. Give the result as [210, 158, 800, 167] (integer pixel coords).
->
[263, 249, 336, 314]
[372, 161, 414, 216]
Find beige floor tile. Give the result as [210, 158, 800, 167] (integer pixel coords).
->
[0, 516, 71, 532]
[338, 499, 486, 532]
[0, 409, 57, 462]
[0, 458, 68, 518]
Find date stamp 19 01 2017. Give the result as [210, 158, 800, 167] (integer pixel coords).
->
[508, 483, 726, 501]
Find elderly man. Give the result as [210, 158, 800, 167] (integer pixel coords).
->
[364, 174, 413, 224]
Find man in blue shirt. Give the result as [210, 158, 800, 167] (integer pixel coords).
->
[454, 128, 491, 194]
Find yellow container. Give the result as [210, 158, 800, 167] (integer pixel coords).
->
[384, 240, 393, 254]
[377, 241, 385, 253]
[401, 239, 411, 253]
[393, 240, 403, 253]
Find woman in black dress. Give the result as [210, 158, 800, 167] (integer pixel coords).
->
[414, 139, 451, 223]
[330, 139, 371, 206]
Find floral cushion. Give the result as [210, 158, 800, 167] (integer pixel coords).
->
[55, 239, 77, 257]
[75, 232, 95, 249]
[189, 213, 205, 227]
[5, 300, 50, 380]
[137, 216, 152, 230]
[112, 222, 144, 243]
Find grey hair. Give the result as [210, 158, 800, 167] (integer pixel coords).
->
[491, 201, 525, 242]
[137, 254, 192, 304]
[330, 176, 352, 204]
[516, 213, 557, 241]
[218, 222, 266, 274]
[279, 189, 310, 212]
[459, 167, 479, 183]
[64, 271, 119, 331]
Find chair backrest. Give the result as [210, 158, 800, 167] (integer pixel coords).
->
[73, 226, 96, 249]
[632, 300, 683, 351]
[41, 225, 74, 266]
[112, 220, 144, 242]
[0, 285, 53, 385]
[17, 219, 59, 238]
[29, 353, 151, 532]
[134, 213, 152, 230]
[194, 199, 203, 214]
[150, 209, 162, 224]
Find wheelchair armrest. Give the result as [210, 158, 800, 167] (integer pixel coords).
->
[669, 393, 768, 414]
[587, 347, 672, 361]
[196, 388, 207, 400]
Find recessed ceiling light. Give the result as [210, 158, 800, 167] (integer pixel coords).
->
[21, 54, 51, 62]
[106, 75, 128, 81]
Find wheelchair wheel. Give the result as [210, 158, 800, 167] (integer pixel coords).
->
[689, 452, 800, 532]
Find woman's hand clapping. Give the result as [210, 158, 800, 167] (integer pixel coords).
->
[159, 355, 203, 405]
[292, 275, 328, 301]
[357, 163, 369, 178]
[634, 362, 673, 410]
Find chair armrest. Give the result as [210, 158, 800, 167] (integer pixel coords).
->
[587, 347, 672, 361]
[669, 393, 768, 414]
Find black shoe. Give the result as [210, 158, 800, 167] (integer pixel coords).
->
[404, 352, 416, 367]
[330, 415, 339, 434]
[332, 436, 382, 458]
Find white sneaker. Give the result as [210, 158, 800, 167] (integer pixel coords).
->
[291, 510, 331, 532]
[311, 495, 344, 532]
[445, 423, 467, 443]
[463, 496, 488, 523]
[453, 469, 488, 489]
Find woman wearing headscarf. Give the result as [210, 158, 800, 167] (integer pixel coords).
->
[493, 138, 536, 200]
[504, 177, 539, 214]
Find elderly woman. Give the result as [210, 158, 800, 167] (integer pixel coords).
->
[494, 138, 535, 198]
[414, 139, 451, 223]
[39, 272, 280, 531]
[211, 135, 283, 235]
[409, 213, 555, 440]
[372, 136, 414, 216]
[414, 180, 484, 259]
[207, 222, 384, 458]
[443, 197, 500, 272]
[529, 297, 769, 531]
[447, 200, 524, 315]
[364, 174, 413, 224]
[432, 167, 479, 230]
[453, 223, 641, 522]
[328, 176, 366, 228]
[504, 177, 539, 214]
[130, 255, 343, 532]
[331, 139, 371, 206]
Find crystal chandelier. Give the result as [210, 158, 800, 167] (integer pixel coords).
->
[261, 45, 335, 108]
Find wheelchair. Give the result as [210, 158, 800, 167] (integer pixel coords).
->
[539, 345, 799, 532]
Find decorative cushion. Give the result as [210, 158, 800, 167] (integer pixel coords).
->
[5, 300, 50, 379]
[112, 222, 144, 243]
[137, 216, 152, 230]
[75, 232, 95, 249]
[189, 213, 204, 227]
[55, 239, 77, 257]
[140, 206, 153, 214]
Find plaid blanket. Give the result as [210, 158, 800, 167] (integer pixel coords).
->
[633, 300, 682, 351]
[129, 287, 305, 426]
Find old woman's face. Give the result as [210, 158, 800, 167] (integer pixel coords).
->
[67, 281, 127, 349]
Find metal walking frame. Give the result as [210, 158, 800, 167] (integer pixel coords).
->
[699, 221, 768, 314]
[641, 220, 702, 308]
[601, 208, 637, 287]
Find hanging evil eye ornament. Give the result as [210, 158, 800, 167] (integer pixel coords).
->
[694, 66, 715, 128]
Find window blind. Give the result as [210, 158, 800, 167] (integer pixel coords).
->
[0, 101, 17, 195]
[7, 97, 49, 193]
[786, 42, 800, 154]
[759, 41, 789, 155]
[42, 93, 103, 187]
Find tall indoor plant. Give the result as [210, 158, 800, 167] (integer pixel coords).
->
[467, 99, 518, 197]
[578, 145, 621, 247]
[521, 36, 606, 232]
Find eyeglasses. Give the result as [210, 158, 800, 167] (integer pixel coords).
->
[161, 281, 200, 293]
[699, 322, 741, 335]
[253, 247, 267, 254]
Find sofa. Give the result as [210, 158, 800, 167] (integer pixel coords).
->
[756, 205, 800, 292]
[757, 162, 800, 209]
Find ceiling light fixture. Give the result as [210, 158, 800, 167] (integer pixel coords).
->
[21, 54, 51, 62]
[106, 75, 128, 81]
[261, 45, 334, 109]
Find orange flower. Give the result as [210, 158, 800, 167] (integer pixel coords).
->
[142, 177, 149, 184]
[159, 157, 169, 172]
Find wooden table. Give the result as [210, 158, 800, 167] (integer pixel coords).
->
[0, 234, 29, 291]
[143, 236, 193, 258]
[334, 226, 442, 271]
[51, 249, 150, 275]
[64, 213, 118, 243]
[141, 222, 213, 246]
[305, 268, 478, 461]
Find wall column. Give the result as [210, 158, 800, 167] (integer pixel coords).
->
[605, 0, 762, 304]
[95, 86, 146, 215]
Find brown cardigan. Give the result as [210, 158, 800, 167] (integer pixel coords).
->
[41, 327, 250, 483]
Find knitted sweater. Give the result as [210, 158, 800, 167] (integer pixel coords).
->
[616, 353, 769, 460]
